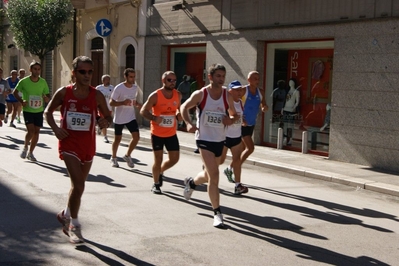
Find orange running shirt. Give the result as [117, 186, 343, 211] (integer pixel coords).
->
[151, 89, 179, 138]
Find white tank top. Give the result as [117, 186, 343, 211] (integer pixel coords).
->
[195, 87, 227, 142]
[226, 100, 243, 138]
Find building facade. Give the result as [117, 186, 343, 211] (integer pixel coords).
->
[142, 0, 399, 172]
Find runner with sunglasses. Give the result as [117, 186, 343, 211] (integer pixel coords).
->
[140, 71, 183, 194]
[45, 55, 112, 244]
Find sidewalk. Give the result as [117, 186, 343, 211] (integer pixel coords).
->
[55, 111, 399, 197]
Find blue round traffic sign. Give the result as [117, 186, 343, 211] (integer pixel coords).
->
[96, 19, 112, 37]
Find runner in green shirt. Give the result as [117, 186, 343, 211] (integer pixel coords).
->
[13, 61, 50, 161]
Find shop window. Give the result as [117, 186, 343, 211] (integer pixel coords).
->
[265, 40, 334, 155]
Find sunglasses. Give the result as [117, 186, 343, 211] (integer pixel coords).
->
[76, 69, 93, 75]
[167, 79, 177, 83]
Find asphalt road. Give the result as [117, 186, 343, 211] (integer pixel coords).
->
[0, 123, 398, 265]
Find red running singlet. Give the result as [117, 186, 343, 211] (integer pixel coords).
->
[59, 85, 98, 163]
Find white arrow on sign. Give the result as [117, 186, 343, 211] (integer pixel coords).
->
[100, 21, 111, 36]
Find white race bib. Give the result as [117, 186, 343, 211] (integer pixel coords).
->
[124, 94, 136, 107]
[204, 111, 224, 128]
[159, 115, 175, 128]
[0, 84, 4, 93]
[66, 112, 92, 131]
[232, 115, 242, 127]
[29, 95, 43, 109]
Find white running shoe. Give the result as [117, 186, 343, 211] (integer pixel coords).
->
[183, 177, 194, 200]
[103, 136, 109, 143]
[110, 157, 119, 167]
[123, 155, 134, 168]
[213, 213, 224, 228]
[69, 225, 84, 244]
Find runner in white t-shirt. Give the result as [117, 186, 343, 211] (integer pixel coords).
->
[96, 74, 114, 143]
[109, 68, 142, 168]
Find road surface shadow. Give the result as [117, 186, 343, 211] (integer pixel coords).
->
[163, 191, 390, 266]
[77, 239, 155, 266]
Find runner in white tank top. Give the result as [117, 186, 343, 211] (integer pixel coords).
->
[219, 80, 249, 195]
[180, 64, 238, 228]
[195, 86, 228, 142]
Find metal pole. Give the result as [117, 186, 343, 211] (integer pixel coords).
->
[277, 127, 283, 149]
[302, 131, 308, 154]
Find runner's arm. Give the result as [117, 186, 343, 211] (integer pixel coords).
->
[260, 88, 268, 112]
[140, 91, 162, 124]
[181, 89, 202, 132]
[44, 87, 69, 140]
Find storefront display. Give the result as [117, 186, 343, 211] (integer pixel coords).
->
[263, 40, 334, 155]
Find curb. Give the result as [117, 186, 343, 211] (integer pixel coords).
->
[114, 130, 399, 197]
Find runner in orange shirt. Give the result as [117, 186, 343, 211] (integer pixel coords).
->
[140, 71, 183, 194]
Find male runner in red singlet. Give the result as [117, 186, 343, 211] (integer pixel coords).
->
[140, 71, 182, 194]
[45, 56, 112, 244]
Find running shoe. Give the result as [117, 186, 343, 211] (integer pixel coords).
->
[110, 157, 119, 167]
[123, 155, 134, 168]
[151, 184, 162, 194]
[224, 167, 234, 183]
[4, 116, 8, 124]
[97, 127, 101, 135]
[10, 122, 16, 128]
[20, 147, 28, 159]
[69, 225, 84, 244]
[27, 153, 37, 162]
[183, 177, 194, 200]
[234, 183, 249, 195]
[56, 210, 70, 236]
[16, 116, 21, 123]
[103, 136, 109, 143]
[213, 213, 224, 228]
[159, 174, 164, 187]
